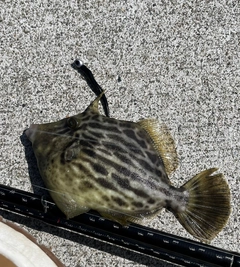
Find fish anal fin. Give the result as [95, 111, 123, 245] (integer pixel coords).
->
[98, 211, 131, 225]
[99, 208, 161, 225]
[137, 119, 178, 176]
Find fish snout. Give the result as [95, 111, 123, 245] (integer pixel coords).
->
[25, 124, 39, 142]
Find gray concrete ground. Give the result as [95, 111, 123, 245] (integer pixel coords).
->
[0, 1, 239, 266]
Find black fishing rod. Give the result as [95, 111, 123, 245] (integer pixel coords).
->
[0, 184, 239, 267]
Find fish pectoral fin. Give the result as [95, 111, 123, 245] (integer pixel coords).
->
[137, 119, 179, 176]
[64, 142, 81, 162]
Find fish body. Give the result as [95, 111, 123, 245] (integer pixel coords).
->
[25, 63, 231, 242]
[26, 97, 184, 222]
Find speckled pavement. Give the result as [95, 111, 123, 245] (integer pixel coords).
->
[0, 1, 239, 266]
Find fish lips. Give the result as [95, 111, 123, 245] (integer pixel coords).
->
[25, 124, 39, 143]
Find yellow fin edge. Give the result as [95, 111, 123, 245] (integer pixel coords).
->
[137, 119, 179, 176]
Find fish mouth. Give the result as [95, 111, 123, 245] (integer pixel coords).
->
[25, 124, 38, 142]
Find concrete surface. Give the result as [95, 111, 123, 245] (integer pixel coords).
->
[0, 1, 239, 266]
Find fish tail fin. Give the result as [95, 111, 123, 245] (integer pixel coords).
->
[175, 168, 231, 242]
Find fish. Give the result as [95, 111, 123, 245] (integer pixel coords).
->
[25, 61, 231, 242]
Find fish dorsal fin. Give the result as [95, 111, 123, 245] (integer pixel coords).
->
[86, 91, 106, 114]
[137, 119, 178, 176]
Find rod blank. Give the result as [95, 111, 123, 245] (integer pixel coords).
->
[0, 184, 239, 267]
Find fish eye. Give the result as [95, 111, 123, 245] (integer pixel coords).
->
[67, 117, 77, 129]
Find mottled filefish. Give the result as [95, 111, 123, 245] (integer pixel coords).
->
[25, 60, 231, 242]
